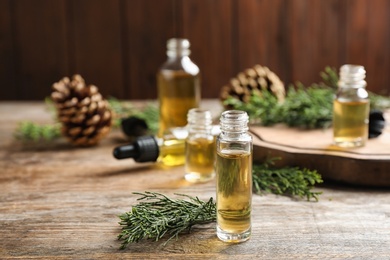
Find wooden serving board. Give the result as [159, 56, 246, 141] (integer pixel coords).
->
[251, 122, 390, 187]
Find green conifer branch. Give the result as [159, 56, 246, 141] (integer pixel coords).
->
[14, 121, 61, 142]
[252, 159, 323, 201]
[118, 192, 216, 249]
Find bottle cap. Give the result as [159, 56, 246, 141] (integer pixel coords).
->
[113, 136, 159, 162]
[121, 116, 148, 138]
[369, 110, 386, 138]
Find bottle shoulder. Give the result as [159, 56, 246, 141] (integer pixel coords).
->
[336, 86, 369, 101]
[187, 132, 214, 141]
[159, 57, 199, 75]
[217, 132, 252, 143]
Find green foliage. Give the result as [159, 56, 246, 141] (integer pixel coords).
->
[107, 97, 137, 127]
[118, 192, 216, 249]
[280, 83, 334, 129]
[223, 90, 281, 126]
[132, 104, 159, 134]
[319, 66, 338, 89]
[252, 158, 323, 202]
[14, 121, 61, 142]
[368, 91, 390, 111]
[223, 83, 334, 129]
[13, 97, 61, 142]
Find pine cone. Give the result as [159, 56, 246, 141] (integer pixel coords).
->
[220, 64, 285, 106]
[51, 75, 112, 146]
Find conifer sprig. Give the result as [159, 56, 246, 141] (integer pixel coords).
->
[118, 192, 216, 249]
[252, 159, 323, 201]
[14, 121, 61, 142]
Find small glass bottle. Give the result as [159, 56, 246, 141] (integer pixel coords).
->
[185, 108, 215, 183]
[113, 127, 188, 167]
[333, 64, 370, 147]
[157, 38, 201, 138]
[215, 110, 252, 243]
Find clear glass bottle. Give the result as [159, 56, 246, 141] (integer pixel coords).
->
[185, 108, 215, 183]
[157, 38, 201, 138]
[333, 64, 370, 148]
[113, 127, 188, 167]
[215, 110, 252, 243]
[158, 127, 187, 166]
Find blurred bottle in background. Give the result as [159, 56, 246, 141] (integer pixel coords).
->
[185, 108, 216, 183]
[112, 127, 188, 167]
[333, 64, 369, 148]
[157, 38, 201, 138]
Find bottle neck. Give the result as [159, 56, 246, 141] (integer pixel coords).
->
[166, 38, 191, 59]
[338, 64, 367, 89]
[219, 110, 249, 139]
[187, 108, 212, 135]
[167, 49, 191, 58]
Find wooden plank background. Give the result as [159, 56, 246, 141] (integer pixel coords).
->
[0, 0, 389, 101]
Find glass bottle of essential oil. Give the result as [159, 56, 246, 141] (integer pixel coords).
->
[157, 127, 187, 166]
[157, 38, 201, 138]
[333, 64, 369, 148]
[185, 108, 215, 183]
[215, 110, 252, 243]
[113, 127, 188, 167]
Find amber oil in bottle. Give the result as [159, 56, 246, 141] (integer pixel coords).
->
[157, 127, 187, 167]
[185, 108, 215, 183]
[112, 127, 188, 167]
[216, 110, 252, 243]
[333, 65, 369, 148]
[157, 38, 200, 138]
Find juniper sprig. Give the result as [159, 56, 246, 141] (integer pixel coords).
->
[118, 192, 216, 249]
[14, 121, 61, 142]
[252, 159, 323, 201]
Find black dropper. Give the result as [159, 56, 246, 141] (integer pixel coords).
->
[113, 135, 159, 162]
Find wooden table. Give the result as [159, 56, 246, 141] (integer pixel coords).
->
[1, 101, 389, 259]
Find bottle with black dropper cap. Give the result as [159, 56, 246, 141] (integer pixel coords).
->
[113, 127, 187, 166]
[113, 135, 159, 163]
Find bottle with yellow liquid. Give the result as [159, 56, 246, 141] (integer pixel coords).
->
[157, 38, 200, 138]
[112, 127, 187, 167]
[185, 108, 215, 183]
[215, 110, 252, 243]
[333, 64, 370, 148]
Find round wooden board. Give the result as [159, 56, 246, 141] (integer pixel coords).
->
[250, 121, 390, 187]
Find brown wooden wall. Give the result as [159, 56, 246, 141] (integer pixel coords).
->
[1, 0, 389, 101]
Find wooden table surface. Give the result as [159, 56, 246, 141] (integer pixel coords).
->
[1, 101, 389, 259]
